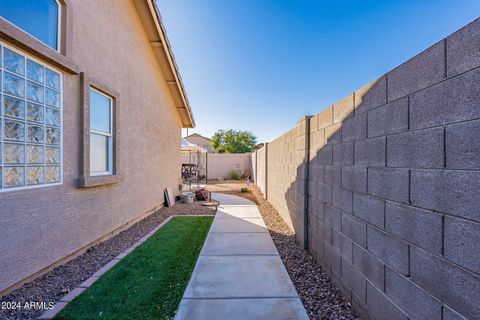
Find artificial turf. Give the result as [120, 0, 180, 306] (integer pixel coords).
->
[55, 216, 213, 320]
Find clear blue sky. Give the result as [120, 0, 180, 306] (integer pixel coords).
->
[157, 0, 480, 143]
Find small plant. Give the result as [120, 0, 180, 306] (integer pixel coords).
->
[240, 187, 250, 193]
[228, 170, 241, 180]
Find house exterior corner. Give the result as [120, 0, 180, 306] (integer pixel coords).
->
[0, 0, 191, 295]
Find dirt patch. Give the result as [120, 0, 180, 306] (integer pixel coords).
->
[205, 180, 258, 204]
[209, 182, 359, 320]
[0, 201, 215, 320]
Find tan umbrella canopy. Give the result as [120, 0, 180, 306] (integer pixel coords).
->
[181, 139, 208, 153]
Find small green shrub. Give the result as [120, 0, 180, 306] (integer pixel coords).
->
[240, 187, 250, 193]
[228, 170, 241, 180]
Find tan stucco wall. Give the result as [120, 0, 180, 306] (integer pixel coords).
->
[206, 153, 251, 179]
[0, 0, 183, 293]
[180, 153, 251, 180]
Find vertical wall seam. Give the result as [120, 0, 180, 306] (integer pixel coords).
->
[385, 74, 389, 102]
[304, 116, 312, 250]
[340, 211, 344, 232]
[353, 92, 356, 115]
[365, 109, 369, 140]
[443, 38, 448, 79]
[385, 136, 388, 167]
[79, 72, 87, 177]
[265, 143, 268, 200]
[331, 105, 334, 124]
[408, 170, 412, 205]
[366, 166, 369, 198]
[407, 244, 411, 277]
[407, 95, 411, 131]
[366, 166, 368, 199]
[383, 200, 386, 230]
[364, 278, 368, 303]
[441, 214, 445, 256]
[254, 150, 257, 184]
[443, 127, 447, 168]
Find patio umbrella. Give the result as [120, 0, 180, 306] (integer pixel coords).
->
[181, 139, 208, 153]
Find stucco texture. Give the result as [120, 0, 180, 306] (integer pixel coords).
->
[0, 0, 183, 293]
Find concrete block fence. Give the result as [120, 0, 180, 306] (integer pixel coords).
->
[252, 18, 480, 320]
[256, 146, 267, 195]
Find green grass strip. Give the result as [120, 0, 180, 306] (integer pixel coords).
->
[56, 216, 213, 320]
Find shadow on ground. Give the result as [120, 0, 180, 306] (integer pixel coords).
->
[208, 184, 358, 320]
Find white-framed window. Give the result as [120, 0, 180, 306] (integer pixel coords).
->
[0, 42, 63, 191]
[0, 0, 62, 51]
[89, 88, 113, 176]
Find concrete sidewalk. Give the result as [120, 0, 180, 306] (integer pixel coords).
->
[175, 193, 308, 320]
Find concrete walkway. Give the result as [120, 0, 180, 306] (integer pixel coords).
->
[175, 193, 308, 320]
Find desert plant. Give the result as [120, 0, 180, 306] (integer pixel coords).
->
[228, 170, 241, 180]
[240, 187, 250, 193]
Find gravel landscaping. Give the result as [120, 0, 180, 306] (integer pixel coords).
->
[1, 182, 357, 320]
[207, 181, 359, 320]
[0, 201, 216, 320]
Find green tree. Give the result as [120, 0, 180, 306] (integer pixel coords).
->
[211, 129, 257, 153]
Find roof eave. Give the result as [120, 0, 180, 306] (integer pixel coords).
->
[133, 0, 195, 128]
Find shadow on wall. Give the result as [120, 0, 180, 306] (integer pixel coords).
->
[257, 17, 480, 320]
[284, 78, 384, 320]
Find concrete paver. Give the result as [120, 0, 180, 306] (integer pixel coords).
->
[210, 216, 267, 233]
[183, 255, 298, 298]
[176, 298, 308, 320]
[176, 193, 308, 320]
[211, 193, 255, 206]
[216, 206, 262, 218]
[201, 232, 278, 256]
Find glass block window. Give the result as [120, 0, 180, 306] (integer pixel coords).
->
[89, 88, 113, 176]
[0, 43, 62, 191]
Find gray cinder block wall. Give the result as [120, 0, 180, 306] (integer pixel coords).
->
[253, 18, 480, 320]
